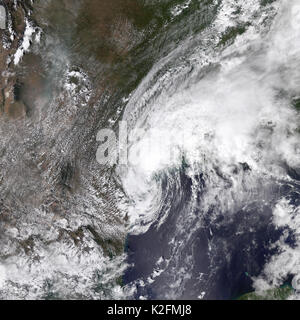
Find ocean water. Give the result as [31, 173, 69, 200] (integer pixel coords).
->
[121, 0, 300, 300]
[0, 0, 299, 300]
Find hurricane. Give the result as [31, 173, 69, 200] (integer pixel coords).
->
[0, 0, 300, 301]
[121, 0, 300, 300]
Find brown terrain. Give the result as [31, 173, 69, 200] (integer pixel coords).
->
[0, 0, 155, 298]
[0, 0, 27, 119]
[0, 0, 148, 120]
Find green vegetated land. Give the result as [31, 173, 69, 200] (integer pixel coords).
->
[237, 285, 294, 300]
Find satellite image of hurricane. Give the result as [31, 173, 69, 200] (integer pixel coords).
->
[0, 0, 300, 301]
